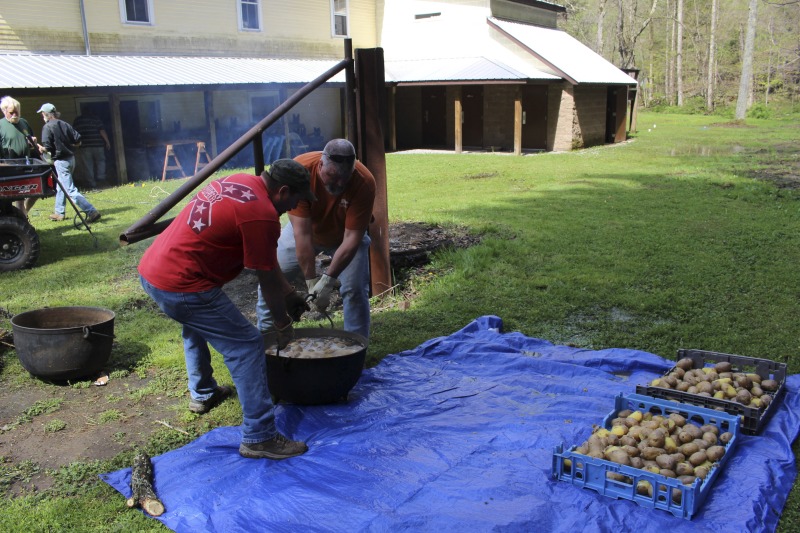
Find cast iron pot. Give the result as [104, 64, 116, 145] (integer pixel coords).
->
[11, 306, 115, 381]
[263, 327, 367, 405]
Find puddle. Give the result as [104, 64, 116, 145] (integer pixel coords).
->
[668, 145, 746, 156]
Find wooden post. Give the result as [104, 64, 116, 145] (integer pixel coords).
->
[355, 48, 391, 298]
[514, 86, 522, 155]
[204, 90, 218, 157]
[109, 93, 127, 185]
[388, 86, 397, 152]
[454, 86, 463, 154]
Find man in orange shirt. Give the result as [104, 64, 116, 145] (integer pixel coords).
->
[256, 139, 375, 339]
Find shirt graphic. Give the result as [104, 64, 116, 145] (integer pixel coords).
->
[188, 177, 257, 234]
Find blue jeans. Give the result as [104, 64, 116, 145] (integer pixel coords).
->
[140, 276, 276, 443]
[77, 146, 106, 186]
[256, 222, 371, 338]
[54, 157, 98, 216]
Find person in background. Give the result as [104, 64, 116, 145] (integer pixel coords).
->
[0, 96, 43, 216]
[138, 159, 314, 460]
[38, 103, 101, 223]
[72, 112, 111, 189]
[255, 138, 376, 340]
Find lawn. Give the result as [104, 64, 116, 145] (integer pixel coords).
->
[1, 111, 799, 530]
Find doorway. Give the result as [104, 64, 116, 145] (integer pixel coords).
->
[421, 86, 446, 147]
[521, 85, 548, 150]
[461, 86, 483, 148]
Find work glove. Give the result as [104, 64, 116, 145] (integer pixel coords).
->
[285, 290, 310, 322]
[275, 317, 294, 350]
[306, 274, 336, 313]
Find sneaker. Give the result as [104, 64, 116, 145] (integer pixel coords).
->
[86, 211, 102, 223]
[188, 385, 232, 414]
[49, 213, 65, 221]
[239, 433, 308, 460]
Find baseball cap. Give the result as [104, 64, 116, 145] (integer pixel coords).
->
[37, 103, 56, 113]
[322, 139, 356, 165]
[268, 159, 316, 202]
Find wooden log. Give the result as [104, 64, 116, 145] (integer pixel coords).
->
[126, 452, 165, 516]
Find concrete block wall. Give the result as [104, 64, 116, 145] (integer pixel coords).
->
[573, 86, 608, 148]
[551, 83, 575, 152]
[483, 85, 516, 150]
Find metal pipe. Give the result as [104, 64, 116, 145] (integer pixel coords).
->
[120, 58, 351, 246]
[79, 0, 91, 56]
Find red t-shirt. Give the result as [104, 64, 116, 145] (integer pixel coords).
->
[138, 173, 281, 292]
[289, 152, 376, 247]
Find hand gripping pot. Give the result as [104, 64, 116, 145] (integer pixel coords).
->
[262, 327, 367, 405]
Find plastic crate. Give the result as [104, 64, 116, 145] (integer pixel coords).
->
[552, 393, 740, 520]
[636, 349, 787, 435]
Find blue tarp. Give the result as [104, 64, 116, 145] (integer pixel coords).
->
[102, 316, 800, 532]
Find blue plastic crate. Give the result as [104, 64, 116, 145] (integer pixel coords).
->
[552, 393, 740, 520]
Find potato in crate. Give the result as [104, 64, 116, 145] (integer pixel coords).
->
[636, 349, 786, 435]
[552, 393, 740, 520]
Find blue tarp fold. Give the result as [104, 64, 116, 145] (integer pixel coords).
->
[102, 316, 800, 532]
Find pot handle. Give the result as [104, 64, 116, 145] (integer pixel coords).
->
[82, 326, 115, 340]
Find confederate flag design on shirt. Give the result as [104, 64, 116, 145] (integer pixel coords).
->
[189, 177, 258, 234]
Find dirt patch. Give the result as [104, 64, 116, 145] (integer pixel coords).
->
[0, 221, 479, 496]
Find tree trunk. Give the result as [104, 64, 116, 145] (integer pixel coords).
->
[668, 0, 676, 104]
[597, 0, 608, 54]
[706, 0, 717, 111]
[735, 0, 759, 120]
[126, 452, 165, 517]
[676, 0, 684, 106]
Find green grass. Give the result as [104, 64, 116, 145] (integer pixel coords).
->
[1, 111, 799, 529]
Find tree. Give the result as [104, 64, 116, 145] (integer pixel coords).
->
[676, 0, 684, 106]
[616, 0, 660, 69]
[736, 0, 759, 119]
[706, 0, 718, 111]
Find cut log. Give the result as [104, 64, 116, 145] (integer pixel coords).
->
[126, 452, 165, 516]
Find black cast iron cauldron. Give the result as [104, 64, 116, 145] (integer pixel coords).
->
[263, 328, 367, 405]
[11, 306, 115, 381]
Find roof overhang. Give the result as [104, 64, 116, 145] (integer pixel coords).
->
[488, 17, 638, 86]
[0, 54, 347, 91]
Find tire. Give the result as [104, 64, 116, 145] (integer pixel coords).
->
[0, 215, 40, 271]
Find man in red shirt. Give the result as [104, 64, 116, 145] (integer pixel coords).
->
[138, 159, 314, 460]
[255, 139, 375, 339]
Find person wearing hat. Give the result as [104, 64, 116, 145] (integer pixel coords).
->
[1, 96, 44, 215]
[37, 103, 102, 222]
[255, 138, 376, 339]
[138, 159, 315, 460]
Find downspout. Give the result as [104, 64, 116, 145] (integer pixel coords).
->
[79, 0, 91, 55]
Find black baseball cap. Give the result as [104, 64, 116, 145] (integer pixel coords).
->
[268, 159, 316, 202]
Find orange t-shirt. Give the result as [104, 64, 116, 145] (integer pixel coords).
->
[289, 152, 376, 247]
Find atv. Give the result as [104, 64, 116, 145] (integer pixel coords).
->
[0, 157, 57, 271]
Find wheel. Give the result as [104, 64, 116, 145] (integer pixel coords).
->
[0, 215, 40, 271]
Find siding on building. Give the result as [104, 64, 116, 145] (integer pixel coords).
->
[0, 0, 376, 58]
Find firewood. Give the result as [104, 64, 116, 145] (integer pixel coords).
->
[126, 452, 165, 516]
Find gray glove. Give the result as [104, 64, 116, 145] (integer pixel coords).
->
[306, 274, 336, 312]
[275, 317, 294, 350]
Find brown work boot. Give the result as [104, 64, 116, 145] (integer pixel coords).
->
[86, 211, 102, 223]
[239, 433, 308, 460]
[188, 385, 232, 414]
[49, 213, 65, 221]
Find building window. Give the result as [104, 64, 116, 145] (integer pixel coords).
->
[239, 0, 262, 31]
[119, 0, 153, 25]
[331, 0, 349, 38]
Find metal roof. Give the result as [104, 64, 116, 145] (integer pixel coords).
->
[0, 54, 347, 89]
[488, 17, 637, 85]
[383, 56, 558, 84]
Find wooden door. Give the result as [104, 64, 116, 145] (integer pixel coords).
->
[421, 86, 446, 147]
[521, 85, 547, 150]
[462, 85, 483, 148]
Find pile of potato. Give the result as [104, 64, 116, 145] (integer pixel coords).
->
[650, 358, 779, 409]
[567, 407, 733, 502]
